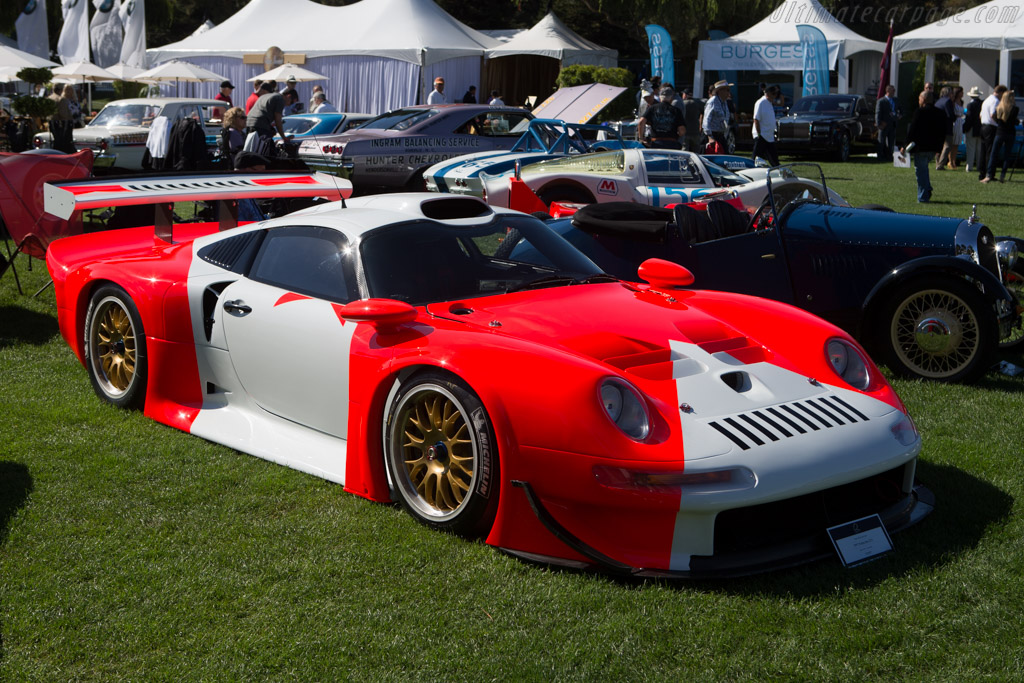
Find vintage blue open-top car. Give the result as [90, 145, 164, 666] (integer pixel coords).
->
[511, 164, 1021, 383]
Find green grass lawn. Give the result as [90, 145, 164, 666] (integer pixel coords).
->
[2, 161, 1024, 680]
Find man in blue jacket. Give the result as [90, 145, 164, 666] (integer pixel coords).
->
[875, 84, 900, 161]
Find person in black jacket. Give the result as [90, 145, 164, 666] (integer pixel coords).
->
[963, 86, 984, 173]
[901, 90, 946, 202]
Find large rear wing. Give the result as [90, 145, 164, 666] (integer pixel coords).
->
[44, 171, 352, 241]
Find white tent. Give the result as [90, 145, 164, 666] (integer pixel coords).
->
[694, 0, 883, 97]
[147, 0, 498, 113]
[486, 12, 616, 67]
[893, 0, 1024, 92]
[482, 12, 617, 107]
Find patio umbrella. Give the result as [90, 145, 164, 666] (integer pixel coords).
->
[0, 66, 20, 83]
[134, 60, 227, 98]
[0, 44, 59, 70]
[104, 62, 147, 81]
[51, 61, 117, 83]
[51, 61, 118, 116]
[248, 63, 328, 83]
[134, 60, 226, 83]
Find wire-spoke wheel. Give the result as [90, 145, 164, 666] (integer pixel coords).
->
[385, 372, 499, 536]
[998, 262, 1024, 351]
[85, 284, 148, 408]
[881, 277, 995, 383]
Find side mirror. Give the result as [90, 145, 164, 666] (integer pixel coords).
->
[338, 298, 417, 330]
[637, 258, 695, 289]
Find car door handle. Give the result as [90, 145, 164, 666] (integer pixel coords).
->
[223, 299, 252, 315]
[761, 253, 776, 260]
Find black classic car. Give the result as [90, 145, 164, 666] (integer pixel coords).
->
[775, 94, 877, 162]
[296, 104, 534, 192]
[511, 164, 1022, 383]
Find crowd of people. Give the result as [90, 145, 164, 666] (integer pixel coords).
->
[896, 81, 1020, 202]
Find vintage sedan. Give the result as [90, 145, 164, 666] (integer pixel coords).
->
[296, 104, 535, 191]
[280, 112, 374, 140]
[775, 94, 877, 162]
[435, 147, 847, 211]
[33, 97, 223, 170]
[513, 164, 1021, 383]
[43, 176, 930, 577]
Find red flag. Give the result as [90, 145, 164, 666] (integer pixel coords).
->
[877, 20, 894, 100]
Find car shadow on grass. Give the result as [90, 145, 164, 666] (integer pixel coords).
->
[0, 462, 33, 664]
[0, 305, 59, 349]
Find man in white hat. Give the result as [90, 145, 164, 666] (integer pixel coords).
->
[963, 86, 984, 173]
[702, 79, 732, 152]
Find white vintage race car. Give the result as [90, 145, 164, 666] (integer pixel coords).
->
[428, 147, 849, 211]
[33, 97, 223, 170]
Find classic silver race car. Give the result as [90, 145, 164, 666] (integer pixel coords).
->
[33, 97, 223, 170]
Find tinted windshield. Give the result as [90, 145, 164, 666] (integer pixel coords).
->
[703, 160, 750, 187]
[357, 108, 437, 131]
[790, 96, 857, 115]
[360, 215, 603, 305]
[89, 103, 162, 127]
[282, 117, 323, 135]
[767, 163, 831, 214]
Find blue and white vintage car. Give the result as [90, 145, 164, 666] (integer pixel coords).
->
[429, 145, 848, 211]
[423, 118, 642, 195]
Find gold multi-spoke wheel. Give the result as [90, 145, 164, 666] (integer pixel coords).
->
[85, 286, 148, 408]
[883, 277, 995, 383]
[386, 374, 498, 536]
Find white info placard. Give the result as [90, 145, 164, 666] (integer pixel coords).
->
[827, 514, 894, 568]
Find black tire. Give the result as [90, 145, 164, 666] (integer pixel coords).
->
[384, 371, 499, 537]
[404, 169, 428, 192]
[998, 262, 1024, 351]
[835, 133, 851, 162]
[878, 276, 997, 383]
[493, 227, 523, 260]
[538, 185, 594, 206]
[84, 284, 148, 409]
[858, 203, 895, 212]
[725, 128, 737, 155]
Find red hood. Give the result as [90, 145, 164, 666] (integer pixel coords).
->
[427, 283, 780, 373]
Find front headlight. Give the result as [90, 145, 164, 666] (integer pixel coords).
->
[599, 378, 650, 440]
[826, 338, 872, 390]
[996, 240, 1018, 278]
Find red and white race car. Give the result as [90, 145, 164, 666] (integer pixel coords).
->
[44, 177, 932, 577]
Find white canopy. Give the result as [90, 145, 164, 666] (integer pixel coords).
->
[486, 12, 617, 67]
[698, 0, 882, 72]
[0, 43, 59, 69]
[148, 0, 497, 67]
[894, 1, 1024, 53]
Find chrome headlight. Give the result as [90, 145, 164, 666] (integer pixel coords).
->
[599, 378, 650, 441]
[996, 240, 1018, 278]
[826, 338, 871, 390]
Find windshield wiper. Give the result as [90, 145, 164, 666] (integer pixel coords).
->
[505, 273, 617, 293]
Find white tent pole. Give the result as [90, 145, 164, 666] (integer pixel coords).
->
[924, 54, 935, 84]
[693, 51, 703, 98]
[837, 44, 848, 94]
[999, 48, 1010, 86]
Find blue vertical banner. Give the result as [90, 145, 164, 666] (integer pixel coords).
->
[645, 25, 675, 87]
[796, 24, 829, 97]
